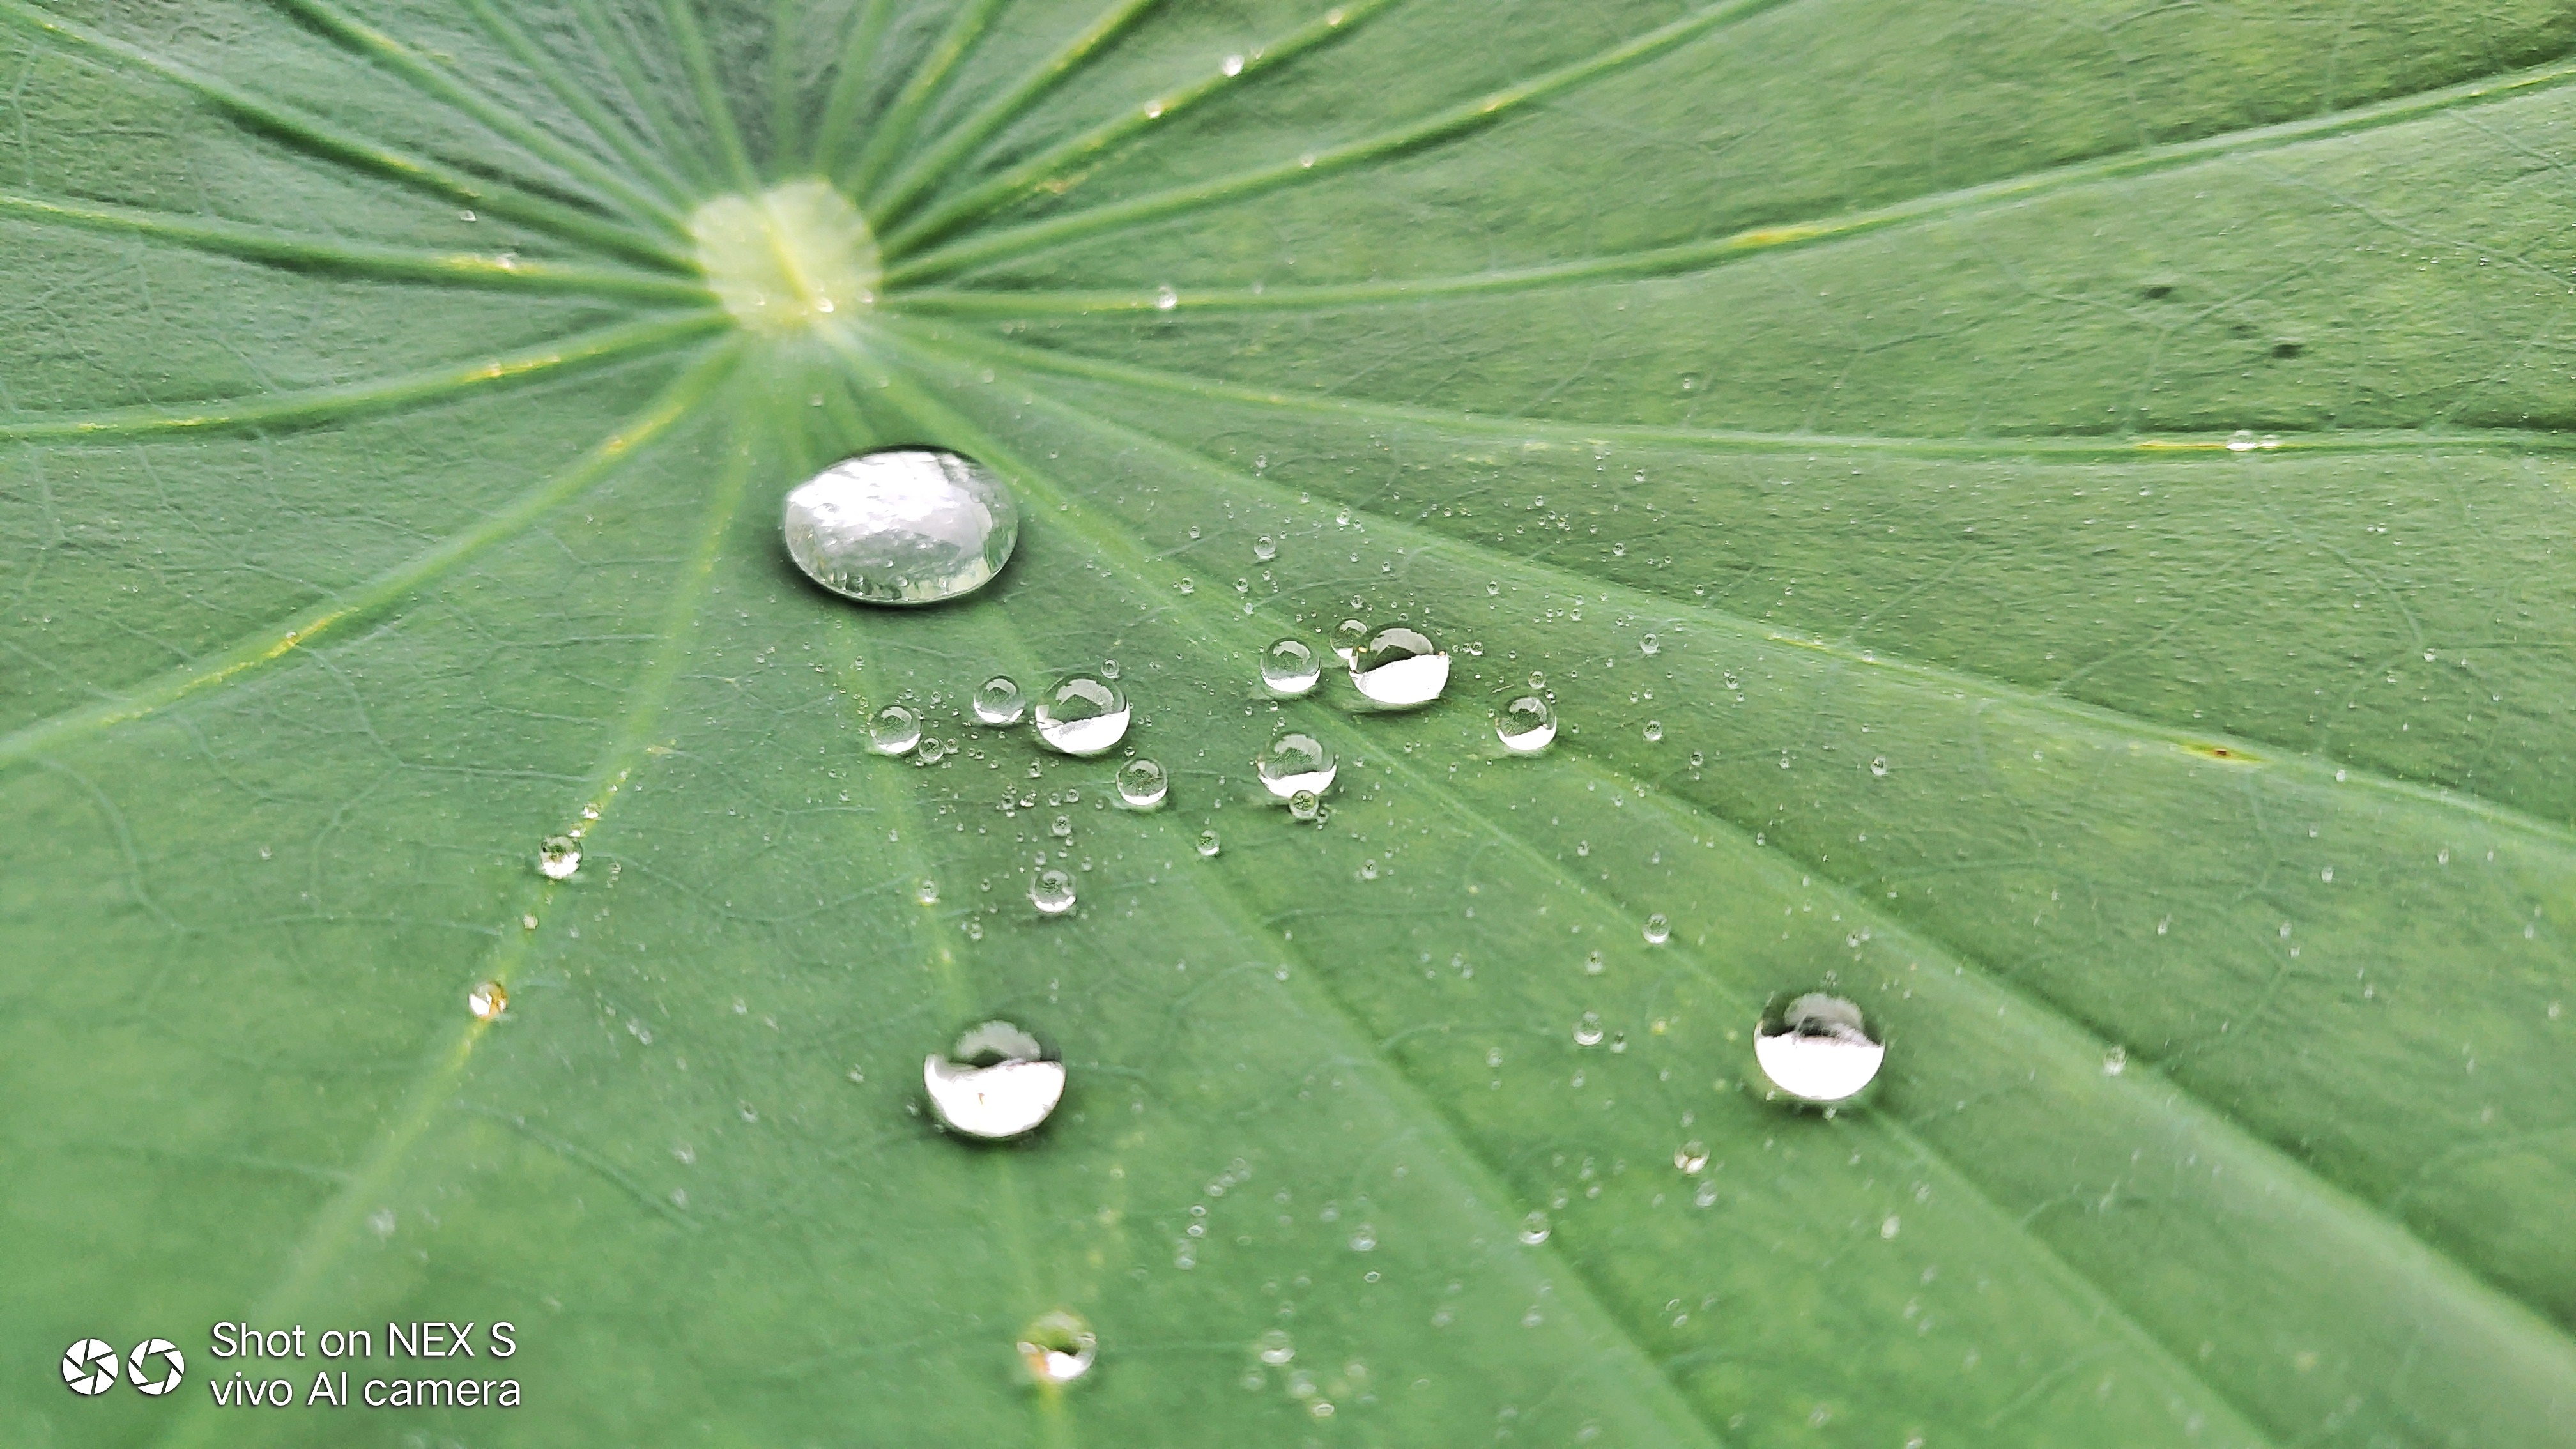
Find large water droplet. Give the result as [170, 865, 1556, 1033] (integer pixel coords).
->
[924, 1020, 1064, 1140]
[1496, 695, 1556, 753]
[870, 704, 922, 756]
[1116, 757, 1169, 809]
[782, 449, 1019, 604]
[1753, 993, 1886, 1105]
[1018, 1309, 1098, 1386]
[537, 835, 580, 881]
[467, 980, 508, 1022]
[1032, 675, 1130, 756]
[1031, 868, 1078, 916]
[1347, 625, 1449, 708]
[1261, 638, 1321, 696]
[1257, 729, 1338, 799]
[974, 675, 1026, 725]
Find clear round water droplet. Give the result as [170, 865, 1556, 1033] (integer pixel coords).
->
[1331, 618, 1370, 663]
[781, 448, 1019, 604]
[537, 835, 580, 881]
[1869, 756, 1889, 777]
[1254, 535, 1278, 562]
[1031, 868, 1078, 916]
[915, 737, 949, 764]
[467, 979, 508, 1022]
[1495, 695, 1556, 753]
[1197, 829, 1222, 857]
[2103, 1045, 2129, 1076]
[1573, 1011, 1605, 1046]
[1261, 638, 1321, 696]
[1640, 633, 1660, 656]
[1257, 729, 1338, 799]
[924, 1020, 1064, 1140]
[1287, 789, 1322, 822]
[1581, 949, 1604, 975]
[1754, 993, 1887, 1105]
[1517, 1209, 1551, 1245]
[1348, 625, 1448, 708]
[1673, 1140, 1707, 1174]
[1643, 719, 1664, 743]
[916, 878, 940, 905]
[1100, 659, 1121, 680]
[1255, 1329, 1296, 1367]
[1032, 675, 1130, 756]
[870, 704, 922, 756]
[1050, 813, 1073, 839]
[973, 675, 1026, 725]
[1116, 757, 1169, 809]
[1017, 1308, 1097, 1386]
[1349, 1225, 1377, 1252]
[1643, 912, 1670, 944]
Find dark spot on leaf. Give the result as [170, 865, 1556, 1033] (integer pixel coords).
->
[2272, 341, 2306, 359]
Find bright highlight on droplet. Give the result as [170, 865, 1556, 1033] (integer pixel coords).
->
[1495, 694, 1555, 753]
[1261, 638, 1321, 696]
[1116, 757, 1169, 809]
[1031, 868, 1078, 916]
[974, 675, 1026, 725]
[1257, 728, 1337, 799]
[467, 980, 507, 1022]
[869, 704, 922, 756]
[1017, 1308, 1098, 1386]
[924, 1020, 1064, 1140]
[1753, 992, 1887, 1105]
[1347, 625, 1449, 707]
[784, 449, 1020, 605]
[1032, 675, 1130, 756]
[537, 835, 579, 880]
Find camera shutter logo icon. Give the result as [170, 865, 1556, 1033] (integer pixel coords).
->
[128, 1338, 186, 1395]
[60, 1340, 119, 1397]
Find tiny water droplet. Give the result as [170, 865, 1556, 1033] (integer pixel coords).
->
[916, 878, 940, 905]
[1288, 789, 1322, 822]
[537, 835, 580, 880]
[1101, 659, 1122, 680]
[1496, 694, 1556, 753]
[1640, 633, 1660, 656]
[467, 980, 507, 1022]
[2103, 1045, 2128, 1076]
[1016, 1308, 1097, 1386]
[869, 704, 922, 755]
[916, 737, 949, 764]
[1261, 638, 1321, 696]
[781, 449, 1018, 604]
[1517, 1210, 1551, 1245]
[1031, 868, 1078, 916]
[1348, 625, 1449, 708]
[1643, 913, 1670, 944]
[1869, 756, 1889, 777]
[973, 675, 1026, 725]
[1642, 719, 1664, 743]
[1154, 284, 1178, 310]
[1581, 949, 1604, 975]
[1221, 52, 1245, 76]
[1257, 728, 1338, 799]
[1349, 1225, 1376, 1252]
[1256, 1329, 1296, 1366]
[1574, 1011, 1605, 1046]
[1033, 675, 1130, 755]
[1331, 618, 1370, 663]
[925, 1020, 1064, 1140]
[1253, 535, 1278, 562]
[1673, 1140, 1707, 1174]
[1051, 813, 1073, 838]
[1754, 993, 1886, 1104]
[1116, 757, 1169, 809]
[1358, 859, 1379, 880]
[1197, 829, 1222, 857]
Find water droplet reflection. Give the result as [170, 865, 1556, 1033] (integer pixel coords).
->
[924, 1020, 1064, 1140]
[1031, 868, 1078, 916]
[1032, 675, 1130, 756]
[467, 980, 507, 1022]
[1347, 625, 1448, 708]
[1116, 757, 1169, 809]
[870, 705, 922, 756]
[1257, 728, 1338, 799]
[1496, 695, 1556, 753]
[1016, 1308, 1097, 1386]
[537, 836, 580, 881]
[781, 448, 1018, 604]
[1753, 993, 1886, 1104]
[1261, 638, 1321, 696]
[974, 675, 1026, 725]
[1197, 829, 1222, 857]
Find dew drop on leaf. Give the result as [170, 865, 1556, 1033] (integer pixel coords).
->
[1517, 1210, 1551, 1245]
[1116, 758, 1169, 809]
[1261, 638, 1322, 696]
[1288, 789, 1322, 822]
[1348, 625, 1450, 708]
[1870, 756, 1889, 777]
[1331, 618, 1370, 663]
[537, 836, 579, 881]
[466, 980, 507, 1022]
[973, 675, 1026, 725]
[1197, 830, 1222, 857]
[1643, 912, 1671, 944]
[916, 878, 939, 905]
[1673, 1140, 1707, 1174]
[2103, 1045, 2129, 1076]
[1574, 1011, 1605, 1046]
[1032, 676, 1130, 756]
[1256, 1329, 1295, 1366]
[1640, 633, 1660, 656]
[1754, 993, 1887, 1104]
[924, 1020, 1064, 1140]
[1496, 694, 1556, 753]
[1254, 535, 1277, 562]
[869, 705, 921, 756]
[781, 449, 1018, 605]
[1643, 719, 1664, 743]
[1031, 868, 1077, 917]
[1016, 1308, 1097, 1386]
[1257, 728, 1338, 799]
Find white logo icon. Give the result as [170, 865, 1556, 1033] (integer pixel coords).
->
[128, 1338, 185, 1395]
[61, 1339, 119, 1396]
